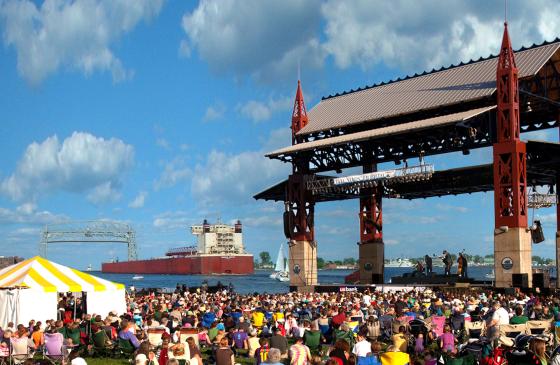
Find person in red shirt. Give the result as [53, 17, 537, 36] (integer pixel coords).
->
[332, 310, 346, 328]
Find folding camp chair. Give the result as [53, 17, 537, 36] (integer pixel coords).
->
[0, 344, 9, 365]
[117, 338, 136, 358]
[44, 332, 65, 365]
[526, 319, 553, 335]
[499, 323, 527, 340]
[91, 329, 114, 357]
[465, 320, 486, 339]
[10, 337, 32, 364]
[179, 328, 199, 347]
[428, 315, 446, 337]
[147, 328, 165, 349]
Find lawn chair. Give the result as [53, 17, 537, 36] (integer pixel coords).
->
[465, 320, 486, 339]
[179, 328, 199, 347]
[147, 328, 166, 349]
[499, 323, 527, 340]
[10, 337, 32, 364]
[0, 344, 9, 365]
[44, 332, 65, 364]
[91, 329, 114, 357]
[526, 319, 553, 335]
[117, 338, 136, 358]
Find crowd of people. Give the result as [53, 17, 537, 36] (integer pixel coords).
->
[1, 285, 560, 365]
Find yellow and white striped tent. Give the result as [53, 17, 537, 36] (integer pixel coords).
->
[0, 256, 124, 292]
[0, 257, 126, 327]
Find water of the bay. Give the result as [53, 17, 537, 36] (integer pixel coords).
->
[94, 266, 495, 295]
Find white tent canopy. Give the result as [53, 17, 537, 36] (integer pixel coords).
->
[0, 256, 126, 328]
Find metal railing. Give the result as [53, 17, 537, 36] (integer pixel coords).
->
[307, 164, 435, 195]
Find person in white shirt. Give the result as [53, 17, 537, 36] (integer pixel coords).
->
[352, 333, 372, 357]
[488, 301, 509, 339]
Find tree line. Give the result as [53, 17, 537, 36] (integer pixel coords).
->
[254, 251, 356, 269]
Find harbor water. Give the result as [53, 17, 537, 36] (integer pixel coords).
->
[94, 266, 496, 295]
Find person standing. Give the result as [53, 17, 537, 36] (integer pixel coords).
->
[441, 250, 452, 276]
[457, 253, 468, 278]
[424, 255, 433, 275]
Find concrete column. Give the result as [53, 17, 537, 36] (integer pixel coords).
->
[288, 240, 317, 292]
[359, 241, 384, 284]
[494, 227, 532, 287]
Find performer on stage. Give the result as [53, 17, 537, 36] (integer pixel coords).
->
[457, 253, 468, 278]
[424, 254, 433, 274]
[415, 260, 424, 276]
[441, 250, 452, 276]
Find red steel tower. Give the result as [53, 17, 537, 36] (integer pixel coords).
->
[285, 80, 316, 290]
[492, 22, 531, 288]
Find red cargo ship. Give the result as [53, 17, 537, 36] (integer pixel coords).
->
[102, 220, 254, 275]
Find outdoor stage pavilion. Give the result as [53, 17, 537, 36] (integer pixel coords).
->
[255, 23, 560, 291]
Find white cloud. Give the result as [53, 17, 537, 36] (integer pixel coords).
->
[237, 96, 292, 123]
[153, 211, 193, 230]
[0, 205, 68, 225]
[180, 0, 560, 82]
[154, 157, 191, 190]
[191, 128, 291, 206]
[180, 0, 324, 82]
[203, 103, 226, 122]
[385, 239, 399, 246]
[436, 203, 468, 213]
[129, 191, 147, 209]
[156, 138, 170, 150]
[86, 181, 122, 204]
[1, 132, 134, 203]
[320, 0, 560, 73]
[0, 0, 163, 84]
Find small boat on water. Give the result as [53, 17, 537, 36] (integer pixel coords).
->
[270, 245, 289, 282]
[132, 275, 144, 280]
[385, 258, 414, 268]
[485, 269, 495, 280]
[86, 264, 92, 272]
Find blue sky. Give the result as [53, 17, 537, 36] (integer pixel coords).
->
[1, 0, 560, 269]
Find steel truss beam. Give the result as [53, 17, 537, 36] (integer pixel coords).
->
[40, 221, 137, 261]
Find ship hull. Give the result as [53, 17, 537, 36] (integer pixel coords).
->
[101, 254, 254, 275]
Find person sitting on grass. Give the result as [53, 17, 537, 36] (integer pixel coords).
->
[186, 337, 203, 365]
[215, 337, 235, 365]
[289, 335, 312, 365]
[119, 319, 141, 349]
[255, 337, 270, 365]
[329, 339, 350, 365]
[267, 347, 284, 365]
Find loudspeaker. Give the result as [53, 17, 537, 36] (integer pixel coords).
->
[533, 273, 550, 288]
[531, 220, 545, 243]
[512, 273, 529, 288]
[283, 211, 294, 239]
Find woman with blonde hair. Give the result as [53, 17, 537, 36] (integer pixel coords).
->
[529, 337, 548, 365]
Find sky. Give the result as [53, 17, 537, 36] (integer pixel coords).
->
[1, 0, 560, 269]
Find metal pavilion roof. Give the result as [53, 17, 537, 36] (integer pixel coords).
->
[298, 40, 560, 136]
[267, 105, 496, 158]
